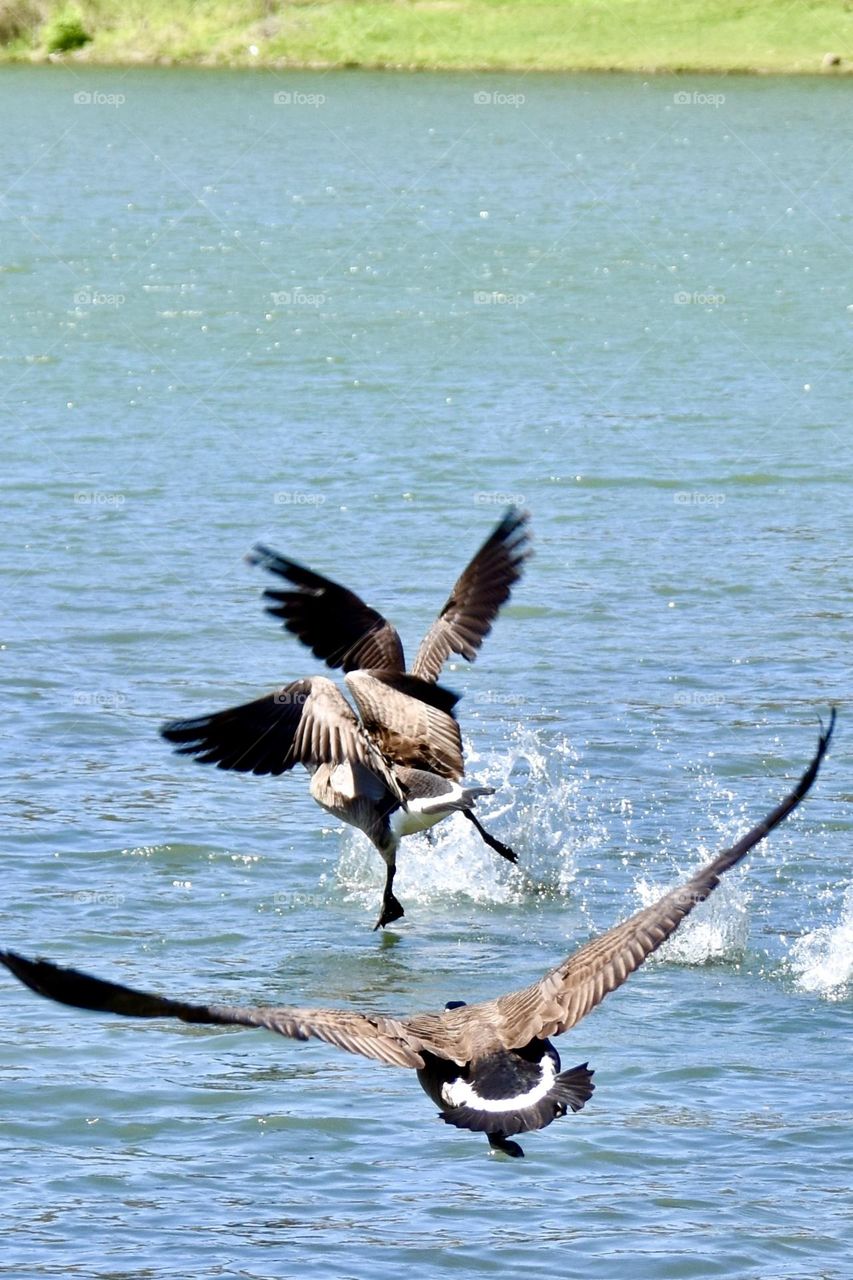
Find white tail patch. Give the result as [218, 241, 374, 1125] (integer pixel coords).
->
[441, 1055, 556, 1115]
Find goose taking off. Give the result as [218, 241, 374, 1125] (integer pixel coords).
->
[3, 712, 833, 1157]
[161, 508, 531, 929]
[164, 668, 476, 929]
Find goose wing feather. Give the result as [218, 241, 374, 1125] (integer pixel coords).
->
[412, 507, 531, 683]
[345, 670, 464, 781]
[450, 714, 835, 1053]
[248, 547, 405, 674]
[5, 717, 833, 1076]
[0, 953, 426, 1069]
[161, 675, 401, 795]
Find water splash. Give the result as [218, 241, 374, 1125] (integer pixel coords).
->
[627, 764, 753, 966]
[635, 871, 750, 965]
[788, 886, 853, 1001]
[333, 726, 609, 910]
[331, 723, 795, 962]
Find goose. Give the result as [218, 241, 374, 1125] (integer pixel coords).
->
[161, 508, 531, 929]
[164, 667, 475, 930]
[2, 712, 833, 1158]
[243, 505, 530, 864]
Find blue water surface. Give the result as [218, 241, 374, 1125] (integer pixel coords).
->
[1, 66, 851, 1280]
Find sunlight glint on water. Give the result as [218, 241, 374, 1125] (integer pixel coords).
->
[0, 66, 851, 1280]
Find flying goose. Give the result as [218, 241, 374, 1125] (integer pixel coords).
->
[243, 507, 529, 862]
[2, 712, 833, 1157]
[162, 509, 531, 929]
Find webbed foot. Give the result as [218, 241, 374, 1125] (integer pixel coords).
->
[484, 834, 518, 865]
[373, 894, 405, 931]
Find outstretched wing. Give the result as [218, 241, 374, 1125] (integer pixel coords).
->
[411, 508, 531, 682]
[423, 714, 835, 1058]
[161, 675, 401, 796]
[0, 953, 426, 1070]
[345, 670, 464, 781]
[6, 718, 832, 1078]
[248, 547, 405, 674]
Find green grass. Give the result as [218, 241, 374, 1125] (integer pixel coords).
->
[2, 0, 853, 72]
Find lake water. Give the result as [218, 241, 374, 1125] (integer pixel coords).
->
[1, 66, 851, 1280]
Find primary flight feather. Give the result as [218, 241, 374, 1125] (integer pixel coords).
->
[2, 712, 834, 1156]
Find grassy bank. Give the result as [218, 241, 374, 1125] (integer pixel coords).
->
[2, 0, 853, 73]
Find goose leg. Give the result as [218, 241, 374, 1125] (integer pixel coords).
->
[373, 852, 405, 931]
[462, 809, 518, 864]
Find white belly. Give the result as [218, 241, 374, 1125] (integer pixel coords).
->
[390, 780, 471, 838]
[391, 806, 448, 839]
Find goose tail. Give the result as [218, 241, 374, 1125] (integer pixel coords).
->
[432, 1044, 594, 1140]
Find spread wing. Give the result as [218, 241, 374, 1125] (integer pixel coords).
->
[425, 713, 835, 1058]
[411, 507, 531, 682]
[248, 547, 405, 674]
[0, 953, 426, 1070]
[345, 670, 464, 781]
[161, 675, 401, 796]
[8, 718, 832, 1079]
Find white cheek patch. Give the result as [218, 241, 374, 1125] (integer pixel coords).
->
[441, 1055, 556, 1115]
